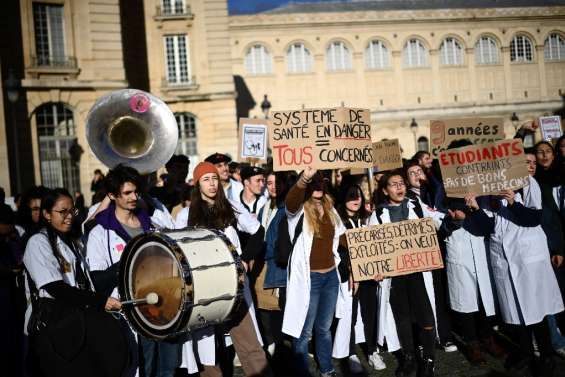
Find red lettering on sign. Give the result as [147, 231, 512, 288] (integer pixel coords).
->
[273, 144, 313, 166]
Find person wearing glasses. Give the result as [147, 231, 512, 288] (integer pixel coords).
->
[371, 170, 448, 377]
[23, 188, 129, 377]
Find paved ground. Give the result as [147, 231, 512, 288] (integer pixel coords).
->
[180, 336, 565, 377]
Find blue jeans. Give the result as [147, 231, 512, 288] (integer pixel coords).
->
[293, 269, 339, 376]
[548, 314, 565, 350]
[139, 336, 181, 377]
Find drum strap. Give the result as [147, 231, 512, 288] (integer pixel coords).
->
[106, 229, 115, 267]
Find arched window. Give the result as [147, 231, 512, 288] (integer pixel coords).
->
[417, 136, 429, 153]
[175, 112, 198, 160]
[326, 41, 352, 71]
[244, 44, 272, 75]
[475, 36, 499, 64]
[365, 40, 389, 69]
[287, 43, 313, 73]
[403, 39, 428, 68]
[544, 33, 565, 61]
[510, 35, 533, 62]
[440, 37, 464, 65]
[35, 103, 80, 193]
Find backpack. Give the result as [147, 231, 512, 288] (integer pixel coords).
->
[274, 213, 304, 268]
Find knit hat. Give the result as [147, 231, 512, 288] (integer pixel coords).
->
[193, 162, 218, 183]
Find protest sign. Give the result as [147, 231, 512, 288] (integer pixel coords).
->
[346, 217, 443, 281]
[372, 139, 402, 172]
[539, 116, 563, 141]
[430, 117, 505, 157]
[268, 107, 373, 171]
[238, 118, 268, 162]
[439, 139, 529, 198]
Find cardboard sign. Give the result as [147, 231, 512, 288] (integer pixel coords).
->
[430, 117, 505, 157]
[268, 107, 373, 171]
[238, 118, 268, 162]
[372, 139, 403, 172]
[346, 218, 443, 281]
[439, 139, 529, 198]
[539, 116, 563, 141]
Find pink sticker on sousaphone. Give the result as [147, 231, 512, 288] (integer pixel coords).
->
[129, 93, 150, 113]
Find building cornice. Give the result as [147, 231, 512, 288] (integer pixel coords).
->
[371, 99, 564, 123]
[21, 79, 129, 91]
[162, 90, 237, 104]
[229, 6, 565, 30]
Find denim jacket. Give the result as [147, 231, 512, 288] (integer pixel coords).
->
[261, 206, 288, 289]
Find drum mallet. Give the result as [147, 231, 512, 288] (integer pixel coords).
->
[121, 292, 159, 306]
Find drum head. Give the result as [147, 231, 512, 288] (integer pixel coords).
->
[130, 241, 183, 327]
[119, 233, 192, 339]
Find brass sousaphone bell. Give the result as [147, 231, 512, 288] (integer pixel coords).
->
[86, 89, 178, 174]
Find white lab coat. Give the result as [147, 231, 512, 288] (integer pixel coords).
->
[368, 200, 445, 351]
[488, 176, 564, 325]
[445, 227, 496, 316]
[225, 179, 244, 202]
[176, 201, 264, 371]
[332, 218, 366, 358]
[332, 282, 366, 358]
[281, 207, 346, 338]
[23, 232, 93, 336]
[24, 232, 81, 298]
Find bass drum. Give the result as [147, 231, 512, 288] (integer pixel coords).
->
[118, 228, 245, 340]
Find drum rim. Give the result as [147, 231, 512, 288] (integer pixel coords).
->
[119, 231, 194, 339]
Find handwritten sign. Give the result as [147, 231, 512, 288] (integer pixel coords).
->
[430, 118, 505, 157]
[373, 139, 402, 172]
[238, 118, 268, 162]
[439, 139, 529, 198]
[346, 218, 443, 281]
[539, 116, 563, 141]
[269, 107, 373, 171]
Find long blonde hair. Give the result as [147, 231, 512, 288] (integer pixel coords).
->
[303, 194, 338, 238]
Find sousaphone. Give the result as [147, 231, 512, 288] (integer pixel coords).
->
[86, 89, 178, 173]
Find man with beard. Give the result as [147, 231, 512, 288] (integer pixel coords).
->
[205, 153, 244, 202]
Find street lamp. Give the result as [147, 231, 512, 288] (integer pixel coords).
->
[4, 69, 21, 194]
[511, 112, 519, 131]
[261, 94, 271, 119]
[410, 118, 418, 152]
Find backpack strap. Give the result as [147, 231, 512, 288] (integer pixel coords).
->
[411, 199, 424, 219]
[292, 214, 304, 247]
[374, 208, 384, 224]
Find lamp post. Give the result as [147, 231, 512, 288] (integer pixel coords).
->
[261, 94, 271, 119]
[4, 69, 21, 194]
[410, 118, 419, 152]
[511, 112, 520, 131]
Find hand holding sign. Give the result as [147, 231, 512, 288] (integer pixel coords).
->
[302, 166, 317, 181]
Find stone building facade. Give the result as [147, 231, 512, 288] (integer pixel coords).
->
[229, 2, 565, 156]
[4, 1, 565, 197]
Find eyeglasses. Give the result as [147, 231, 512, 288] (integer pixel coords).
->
[387, 182, 406, 189]
[408, 170, 424, 177]
[52, 208, 79, 218]
[30, 206, 41, 212]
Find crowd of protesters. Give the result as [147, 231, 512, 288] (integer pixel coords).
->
[1, 124, 565, 377]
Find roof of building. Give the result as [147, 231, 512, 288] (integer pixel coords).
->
[264, 0, 565, 14]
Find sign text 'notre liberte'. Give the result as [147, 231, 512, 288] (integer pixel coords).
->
[346, 217, 443, 281]
[269, 107, 373, 171]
